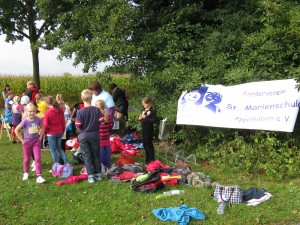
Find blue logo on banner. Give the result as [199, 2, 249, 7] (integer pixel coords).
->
[181, 86, 223, 113]
[205, 92, 222, 113]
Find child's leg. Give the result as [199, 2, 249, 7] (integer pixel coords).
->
[23, 140, 33, 173]
[80, 139, 95, 177]
[146, 131, 155, 163]
[32, 139, 42, 175]
[142, 132, 149, 164]
[47, 135, 59, 162]
[11, 125, 16, 141]
[56, 135, 68, 164]
[104, 145, 112, 169]
[91, 140, 101, 175]
[99, 146, 105, 167]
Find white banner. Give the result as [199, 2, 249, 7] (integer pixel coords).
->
[176, 79, 300, 132]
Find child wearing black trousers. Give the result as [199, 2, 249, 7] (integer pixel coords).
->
[138, 96, 157, 164]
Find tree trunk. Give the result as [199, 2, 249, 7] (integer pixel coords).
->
[31, 47, 40, 89]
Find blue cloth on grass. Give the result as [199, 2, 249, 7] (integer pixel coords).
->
[152, 204, 205, 225]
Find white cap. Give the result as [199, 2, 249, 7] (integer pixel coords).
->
[21, 95, 30, 105]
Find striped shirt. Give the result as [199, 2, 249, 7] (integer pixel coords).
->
[99, 116, 112, 146]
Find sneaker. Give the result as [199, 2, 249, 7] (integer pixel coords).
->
[88, 177, 95, 183]
[23, 173, 29, 181]
[31, 165, 36, 172]
[95, 175, 102, 181]
[36, 176, 45, 183]
[31, 161, 35, 168]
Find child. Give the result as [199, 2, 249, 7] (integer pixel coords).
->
[15, 102, 45, 183]
[24, 81, 40, 101]
[4, 91, 14, 126]
[75, 89, 102, 183]
[11, 96, 22, 143]
[35, 93, 48, 150]
[35, 93, 48, 120]
[56, 93, 65, 109]
[64, 101, 72, 118]
[2, 84, 10, 108]
[20, 95, 30, 117]
[138, 96, 157, 164]
[43, 96, 68, 165]
[95, 100, 112, 173]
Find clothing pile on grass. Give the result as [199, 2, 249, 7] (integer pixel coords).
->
[63, 132, 272, 207]
[58, 132, 272, 224]
[106, 156, 272, 219]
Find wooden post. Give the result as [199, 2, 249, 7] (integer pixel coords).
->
[0, 114, 12, 140]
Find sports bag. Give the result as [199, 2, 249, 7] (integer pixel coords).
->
[213, 184, 243, 204]
[52, 163, 73, 178]
[130, 170, 165, 193]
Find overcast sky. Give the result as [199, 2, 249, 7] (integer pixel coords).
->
[0, 36, 110, 76]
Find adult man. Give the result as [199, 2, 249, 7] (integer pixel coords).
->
[88, 80, 115, 122]
[109, 83, 128, 121]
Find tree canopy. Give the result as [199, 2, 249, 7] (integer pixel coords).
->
[0, 0, 72, 88]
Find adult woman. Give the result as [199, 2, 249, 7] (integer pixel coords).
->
[43, 96, 68, 165]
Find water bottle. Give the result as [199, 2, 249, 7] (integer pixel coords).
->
[217, 201, 226, 215]
[155, 190, 185, 200]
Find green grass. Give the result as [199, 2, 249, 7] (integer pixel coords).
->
[0, 132, 300, 225]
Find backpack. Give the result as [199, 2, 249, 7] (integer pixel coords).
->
[130, 170, 165, 193]
[25, 88, 40, 101]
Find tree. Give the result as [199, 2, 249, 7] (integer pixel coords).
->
[0, 0, 71, 88]
[36, 0, 300, 177]
[40, 0, 137, 74]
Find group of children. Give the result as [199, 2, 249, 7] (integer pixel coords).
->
[3, 81, 72, 183]
[3, 81, 157, 184]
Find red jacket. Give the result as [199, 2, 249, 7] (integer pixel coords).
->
[25, 87, 40, 101]
[43, 107, 66, 135]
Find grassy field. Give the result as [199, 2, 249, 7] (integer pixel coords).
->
[0, 129, 300, 225]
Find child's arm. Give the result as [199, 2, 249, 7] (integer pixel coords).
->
[142, 108, 157, 124]
[5, 100, 12, 109]
[39, 122, 44, 142]
[15, 124, 24, 143]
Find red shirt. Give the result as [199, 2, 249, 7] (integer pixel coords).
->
[43, 107, 66, 135]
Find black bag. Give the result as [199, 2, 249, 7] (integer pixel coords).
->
[72, 153, 84, 165]
[130, 170, 164, 192]
[213, 184, 243, 204]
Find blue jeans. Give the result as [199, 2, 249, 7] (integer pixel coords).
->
[100, 145, 111, 169]
[47, 133, 68, 164]
[80, 138, 101, 177]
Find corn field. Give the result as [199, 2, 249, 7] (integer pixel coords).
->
[0, 74, 136, 105]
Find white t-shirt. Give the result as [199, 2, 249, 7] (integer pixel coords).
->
[91, 90, 115, 108]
